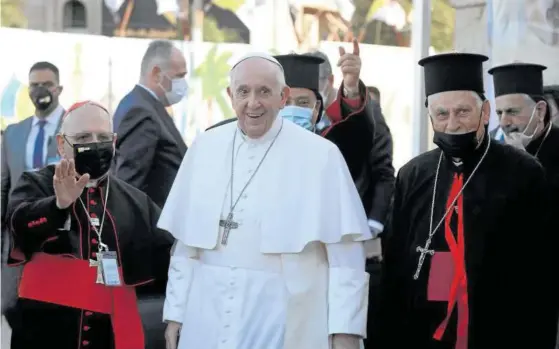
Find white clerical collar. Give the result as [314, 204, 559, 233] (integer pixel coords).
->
[238, 116, 282, 145]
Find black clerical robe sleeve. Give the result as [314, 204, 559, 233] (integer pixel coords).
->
[323, 80, 375, 180]
[509, 161, 559, 348]
[366, 103, 395, 226]
[135, 197, 174, 295]
[7, 172, 68, 260]
[148, 199, 174, 277]
[372, 171, 409, 347]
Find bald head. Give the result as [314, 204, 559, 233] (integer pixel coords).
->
[57, 102, 115, 160]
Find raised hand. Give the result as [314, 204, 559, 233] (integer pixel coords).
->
[337, 39, 362, 90]
[53, 159, 90, 209]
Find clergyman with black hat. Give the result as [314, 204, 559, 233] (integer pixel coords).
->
[372, 52, 558, 349]
[490, 63, 559, 210]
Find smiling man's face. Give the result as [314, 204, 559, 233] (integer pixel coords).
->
[227, 57, 289, 138]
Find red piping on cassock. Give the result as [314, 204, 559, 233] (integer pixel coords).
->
[433, 174, 469, 349]
[19, 253, 145, 349]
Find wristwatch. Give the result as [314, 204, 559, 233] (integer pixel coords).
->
[343, 86, 360, 99]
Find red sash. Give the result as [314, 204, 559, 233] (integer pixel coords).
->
[19, 253, 145, 349]
[432, 174, 470, 349]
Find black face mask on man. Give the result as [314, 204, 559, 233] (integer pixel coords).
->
[432, 110, 484, 159]
[30, 86, 54, 111]
[69, 141, 114, 180]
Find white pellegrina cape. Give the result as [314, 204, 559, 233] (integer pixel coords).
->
[158, 117, 372, 349]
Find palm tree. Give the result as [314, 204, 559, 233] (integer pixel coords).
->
[194, 44, 234, 126]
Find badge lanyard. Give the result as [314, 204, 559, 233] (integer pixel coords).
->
[79, 178, 110, 254]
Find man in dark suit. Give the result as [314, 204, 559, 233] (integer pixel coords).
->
[113, 39, 188, 208]
[112, 39, 187, 349]
[1, 61, 65, 331]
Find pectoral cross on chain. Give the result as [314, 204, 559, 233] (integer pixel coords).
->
[89, 253, 105, 284]
[413, 244, 435, 280]
[219, 212, 239, 245]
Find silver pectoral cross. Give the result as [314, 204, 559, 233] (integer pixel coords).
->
[89, 253, 105, 284]
[219, 212, 239, 245]
[413, 245, 435, 280]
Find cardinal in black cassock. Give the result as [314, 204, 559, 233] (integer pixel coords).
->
[6, 101, 174, 349]
[489, 63, 559, 211]
[373, 53, 559, 349]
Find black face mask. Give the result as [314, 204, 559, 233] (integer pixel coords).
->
[30, 86, 54, 111]
[71, 141, 114, 180]
[432, 113, 484, 159]
[433, 130, 479, 158]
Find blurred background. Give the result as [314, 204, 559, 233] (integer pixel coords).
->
[1, 0, 558, 170]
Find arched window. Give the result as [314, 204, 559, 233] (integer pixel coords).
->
[63, 0, 87, 29]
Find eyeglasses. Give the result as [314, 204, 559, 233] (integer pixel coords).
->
[63, 132, 115, 144]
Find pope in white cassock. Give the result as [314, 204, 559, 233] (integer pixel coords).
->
[158, 52, 372, 349]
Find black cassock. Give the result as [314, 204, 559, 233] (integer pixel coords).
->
[6, 165, 174, 349]
[373, 136, 559, 349]
[527, 124, 559, 205]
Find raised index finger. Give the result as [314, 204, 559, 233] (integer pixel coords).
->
[352, 39, 360, 56]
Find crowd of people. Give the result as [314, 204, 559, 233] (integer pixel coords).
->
[1, 37, 558, 349]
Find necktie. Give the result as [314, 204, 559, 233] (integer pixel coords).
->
[32, 120, 47, 169]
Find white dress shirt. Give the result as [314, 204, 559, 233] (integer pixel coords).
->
[25, 105, 64, 170]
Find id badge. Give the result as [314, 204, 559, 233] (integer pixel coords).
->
[101, 251, 121, 286]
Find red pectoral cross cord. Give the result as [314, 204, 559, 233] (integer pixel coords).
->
[433, 173, 470, 349]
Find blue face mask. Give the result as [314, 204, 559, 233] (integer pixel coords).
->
[278, 105, 315, 131]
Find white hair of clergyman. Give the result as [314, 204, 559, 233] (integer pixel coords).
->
[229, 52, 286, 91]
[140, 40, 176, 80]
[427, 91, 484, 115]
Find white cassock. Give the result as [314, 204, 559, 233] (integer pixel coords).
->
[158, 116, 372, 349]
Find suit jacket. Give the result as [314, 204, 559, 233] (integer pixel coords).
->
[1, 114, 62, 318]
[1, 117, 61, 222]
[113, 85, 187, 209]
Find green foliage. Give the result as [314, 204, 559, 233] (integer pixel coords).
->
[0, 0, 27, 28]
[194, 45, 234, 117]
[354, 0, 455, 51]
[399, 0, 455, 51]
[429, 0, 455, 51]
[212, 0, 245, 12]
[203, 16, 241, 43]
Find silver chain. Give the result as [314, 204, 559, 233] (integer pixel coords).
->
[228, 120, 284, 214]
[78, 177, 110, 253]
[413, 137, 491, 280]
[534, 123, 552, 158]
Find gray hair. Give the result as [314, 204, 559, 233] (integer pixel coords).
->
[140, 40, 175, 78]
[308, 50, 332, 80]
[427, 91, 484, 114]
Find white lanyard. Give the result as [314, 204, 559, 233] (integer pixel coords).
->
[78, 177, 110, 253]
